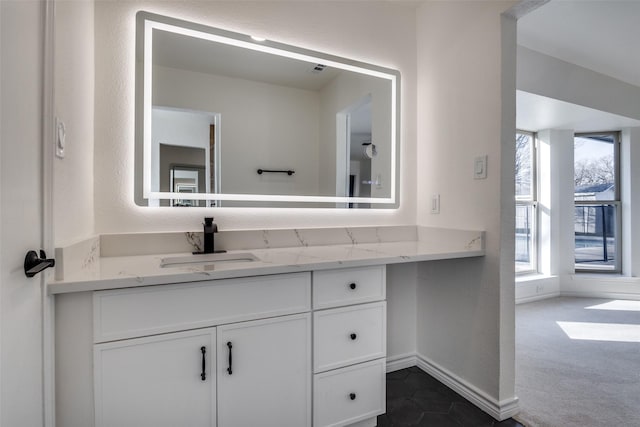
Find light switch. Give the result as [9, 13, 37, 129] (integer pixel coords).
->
[431, 194, 440, 214]
[474, 155, 487, 179]
[56, 118, 66, 159]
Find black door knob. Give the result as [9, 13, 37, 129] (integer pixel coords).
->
[24, 250, 55, 278]
[350, 333, 357, 340]
[350, 393, 356, 400]
[349, 283, 357, 290]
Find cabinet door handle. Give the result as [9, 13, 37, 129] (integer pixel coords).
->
[200, 346, 206, 381]
[349, 282, 357, 290]
[350, 333, 357, 341]
[226, 341, 233, 375]
[349, 392, 357, 401]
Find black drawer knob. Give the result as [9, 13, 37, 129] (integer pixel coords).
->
[350, 333, 357, 340]
[350, 393, 356, 400]
[349, 283, 357, 290]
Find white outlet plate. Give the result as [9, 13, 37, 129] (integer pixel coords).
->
[474, 155, 487, 179]
[431, 194, 440, 214]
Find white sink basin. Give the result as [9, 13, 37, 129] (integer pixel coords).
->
[160, 252, 259, 268]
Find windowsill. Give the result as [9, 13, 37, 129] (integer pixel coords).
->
[571, 273, 631, 281]
[516, 273, 557, 283]
[574, 269, 619, 274]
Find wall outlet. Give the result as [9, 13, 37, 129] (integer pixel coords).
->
[431, 194, 440, 214]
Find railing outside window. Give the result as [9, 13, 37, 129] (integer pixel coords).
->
[516, 202, 537, 273]
[574, 203, 620, 271]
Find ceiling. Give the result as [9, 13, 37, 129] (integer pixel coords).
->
[153, 29, 341, 91]
[518, 0, 640, 88]
[517, 90, 640, 132]
[516, 0, 640, 132]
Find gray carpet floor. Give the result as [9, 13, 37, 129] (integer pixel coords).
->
[515, 297, 640, 427]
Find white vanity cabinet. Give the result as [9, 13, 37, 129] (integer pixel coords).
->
[92, 272, 312, 427]
[63, 266, 387, 427]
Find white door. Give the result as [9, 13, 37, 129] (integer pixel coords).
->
[1, 1, 49, 425]
[94, 328, 216, 427]
[217, 313, 311, 427]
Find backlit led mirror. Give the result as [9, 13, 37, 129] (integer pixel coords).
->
[135, 11, 400, 208]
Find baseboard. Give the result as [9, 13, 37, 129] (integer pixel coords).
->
[562, 275, 640, 300]
[415, 354, 520, 421]
[516, 291, 560, 304]
[516, 275, 560, 304]
[386, 352, 417, 373]
[561, 290, 640, 300]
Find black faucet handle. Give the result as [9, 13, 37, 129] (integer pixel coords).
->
[195, 216, 225, 255]
[204, 217, 218, 233]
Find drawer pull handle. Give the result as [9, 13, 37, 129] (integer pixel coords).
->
[227, 341, 233, 375]
[349, 393, 357, 401]
[349, 283, 357, 290]
[200, 346, 206, 381]
[350, 333, 357, 341]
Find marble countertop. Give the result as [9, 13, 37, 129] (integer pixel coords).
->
[48, 226, 484, 294]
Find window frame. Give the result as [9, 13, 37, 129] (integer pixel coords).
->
[573, 131, 621, 273]
[515, 130, 538, 275]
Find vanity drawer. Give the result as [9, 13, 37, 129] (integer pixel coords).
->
[313, 302, 386, 373]
[313, 358, 386, 427]
[93, 272, 311, 343]
[313, 266, 385, 309]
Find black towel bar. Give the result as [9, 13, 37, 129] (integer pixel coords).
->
[257, 169, 295, 176]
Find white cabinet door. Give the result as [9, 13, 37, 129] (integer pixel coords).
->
[217, 313, 311, 427]
[94, 328, 216, 427]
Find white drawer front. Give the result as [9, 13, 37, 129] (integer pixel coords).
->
[314, 358, 386, 427]
[313, 302, 386, 373]
[94, 272, 311, 342]
[313, 266, 385, 309]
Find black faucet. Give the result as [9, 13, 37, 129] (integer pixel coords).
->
[195, 217, 226, 254]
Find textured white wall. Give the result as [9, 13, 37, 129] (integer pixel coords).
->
[415, 0, 516, 406]
[93, 1, 417, 233]
[54, 0, 95, 246]
[386, 263, 417, 360]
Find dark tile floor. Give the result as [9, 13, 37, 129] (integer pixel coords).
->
[377, 367, 524, 427]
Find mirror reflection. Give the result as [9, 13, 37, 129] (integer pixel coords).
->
[137, 12, 400, 208]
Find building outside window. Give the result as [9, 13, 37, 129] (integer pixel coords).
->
[574, 132, 620, 272]
[516, 131, 537, 274]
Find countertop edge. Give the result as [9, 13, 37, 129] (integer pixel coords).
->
[47, 248, 484, 295]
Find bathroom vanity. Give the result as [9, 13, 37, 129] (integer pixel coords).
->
[51, 226, 484, 427]
[93, 267, 384, 427]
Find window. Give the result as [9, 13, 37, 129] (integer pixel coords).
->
[516, 131, 537, 273]
[574, 132, 620, 272]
